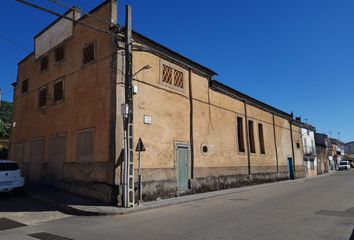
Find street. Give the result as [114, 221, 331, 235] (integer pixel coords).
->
[1, 171, 353, 240]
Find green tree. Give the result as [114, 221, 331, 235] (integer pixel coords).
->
[0, 101, 13, 139]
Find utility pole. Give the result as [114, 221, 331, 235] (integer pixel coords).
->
[123, 5, 134, 208]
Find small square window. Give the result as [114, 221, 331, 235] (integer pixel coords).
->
[54, 46, 65, 62]
[40, 56, 49, 71]
[21, 79, 29, 94]
[53, 80, 64, 103]
[83, 43, 95, 65]
[38, 87, 47, 107]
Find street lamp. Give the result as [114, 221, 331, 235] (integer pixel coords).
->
[132, 64, 151, 78]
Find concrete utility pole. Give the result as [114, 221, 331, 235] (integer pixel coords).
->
[123, 5, 134, 208]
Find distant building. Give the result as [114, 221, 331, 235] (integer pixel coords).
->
[315, 133, 330, 174]
[345, 141, 354, 158]
[295, 118, 317, 177]
[329, 138, 346, 168]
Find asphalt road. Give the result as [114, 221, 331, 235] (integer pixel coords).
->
[1, 171, 353, 240]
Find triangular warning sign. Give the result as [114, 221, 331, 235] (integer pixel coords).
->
[135, 138, 146, 152]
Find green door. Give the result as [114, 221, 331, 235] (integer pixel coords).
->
[176, 146, 189, 191]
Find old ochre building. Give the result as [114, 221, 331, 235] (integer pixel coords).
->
[10, 0, 306, 205]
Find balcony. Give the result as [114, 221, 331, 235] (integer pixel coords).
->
[303, 145, 316, 156]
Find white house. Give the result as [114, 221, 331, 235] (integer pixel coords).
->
[296, 118, 317, 177]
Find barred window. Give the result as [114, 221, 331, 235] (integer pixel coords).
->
[38, 87, 47, 107]
[40, 56, 49, 71]
[83, 43, 95, 65]
[161, 63, 184, 90]
[54, 45, 65, 62]
[162, 64, 173, 84]
[174, 69, 184, 88]
[54, 80, 64, 102]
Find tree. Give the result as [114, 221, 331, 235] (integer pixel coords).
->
[0, 101, 13, 139]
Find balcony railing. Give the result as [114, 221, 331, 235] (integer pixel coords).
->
[303, 145, 316, 156]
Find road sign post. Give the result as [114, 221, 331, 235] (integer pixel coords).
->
[136, 137, 145, 205]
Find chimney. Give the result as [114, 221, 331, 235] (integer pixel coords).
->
[295, 117, 301, 123]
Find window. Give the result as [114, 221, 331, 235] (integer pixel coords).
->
[248, 120, 256, 153]
[54, 45, 65, 62]
[21, 79, 29, 94]
[237, 117, 245, 152]
[174, 69, 184, 88]
[83, 43, 95, 65]
[258, 123, 265, 154]
[162, 64, 173, 84]
[161, 63, 184, 90]
[296, 142, 301, 149]
[38, 87, 47, 107]
[40, 55, 49, 71]
[53, 80, 64, 103]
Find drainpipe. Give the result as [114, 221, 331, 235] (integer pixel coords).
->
[272, 114, 279, 173]
[244, 101, 251, 175]
[188, 69, 194, 180]
[289, 120, 296, 177]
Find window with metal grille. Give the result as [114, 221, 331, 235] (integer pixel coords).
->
[53, 80, 63, 102]
[258, 123, 265, 154]
[162, 64, 173, 84]
[174, 69, 184, 88]
[38, 87, 47, 107]
[40, 56, 49, 71]
[54, 45, 65, 62]
[248, 120, 256, 153]
[237, 117, 245, 152]
[83, 43, 95, 65]
[21, 79, 29, 94]
[161, 63, 184, 90]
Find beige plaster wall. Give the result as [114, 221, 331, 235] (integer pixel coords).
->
[11, 1, 116, 185]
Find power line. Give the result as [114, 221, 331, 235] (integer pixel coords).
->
[16, 0, 114, 36]
[0, 32, 31, 53]
[46, 0, 120, 29]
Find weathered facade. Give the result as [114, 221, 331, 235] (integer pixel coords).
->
[10, 0, 305, 205]
[296, 120, 318, 177]
[315, 133, 329, 174]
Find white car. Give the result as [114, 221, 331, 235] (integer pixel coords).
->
[337, 161, 351, 171]
[0, 160, 25, 192]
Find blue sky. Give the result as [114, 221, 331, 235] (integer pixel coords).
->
[0, 0, 353, 141]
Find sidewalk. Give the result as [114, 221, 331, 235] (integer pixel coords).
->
[26, 174, 332, 217]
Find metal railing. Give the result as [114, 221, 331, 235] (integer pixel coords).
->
[303, 145, 316, 156]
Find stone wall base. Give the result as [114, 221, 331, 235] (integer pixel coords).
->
[140, 171, 305, 202]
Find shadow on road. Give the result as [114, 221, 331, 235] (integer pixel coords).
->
[0, 191, 56, 212]
[350, 228, 354, 240]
